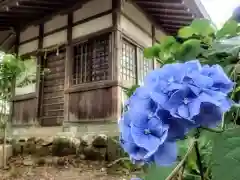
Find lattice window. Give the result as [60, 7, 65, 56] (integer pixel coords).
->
[138, 48, 152, 84]
[120, 40, 137, 84]
[72, 33, 110, 85]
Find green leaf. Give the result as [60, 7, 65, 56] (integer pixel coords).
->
[190, 18, 215, 36]
[216, 20, 238, 39]
[144, 43, 161, 59]
[144, 163, 177, 180]
[212, 127, 240, 180]
[176, 39, 202, 61]
[178, 26, 195, 38]
[122, 84, 140, 98]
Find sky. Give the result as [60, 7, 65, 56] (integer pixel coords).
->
[200, 0, 240, 28]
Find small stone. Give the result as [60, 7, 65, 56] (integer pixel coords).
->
[35, 158, 46, 166]
[23, 158, 34, 166]
[106, 136, 123, 161]
[79, 154, 86, 160]
[92, 134, 108, 148]
[81, 134, 97, 146]
[83, 146, 106, 161]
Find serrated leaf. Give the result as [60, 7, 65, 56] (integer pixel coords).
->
[212, 127, 240, 180]
[216, 20, 238, 39]
[176, 39, 202, 61]
[178, 26, 195, 38]
[190, 18, 215, 36]
[144, 163, 177, 180]
[144, 43, 161, 59]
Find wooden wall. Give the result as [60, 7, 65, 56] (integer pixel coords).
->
[12, 0, 166, 126]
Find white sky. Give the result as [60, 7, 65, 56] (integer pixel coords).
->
[200, 0, 240, 28]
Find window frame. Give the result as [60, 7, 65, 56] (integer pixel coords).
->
[120, 35, 154, 86]
[71, 32, 112, 86]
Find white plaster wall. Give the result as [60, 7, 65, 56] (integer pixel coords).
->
[73, 0, 112, 23]
[43, 30, 67, 48]
[44, 15, 68, 33]
[121, 15, 152, 47]
[155, 28, 167, 41]
[20, 25, 39, 43]
[15, 83, 36, 96]
[18, 40, 38, 55]
[122, 1, 151, 35]
[72, 14, 112, 39]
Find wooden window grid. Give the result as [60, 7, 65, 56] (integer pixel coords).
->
[120, 39, 137, 84]
[72, 33, 110, 85]
[138, 48, 152, 84]
[120, 39, 153, 85]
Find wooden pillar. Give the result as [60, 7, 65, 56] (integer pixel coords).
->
[9, 27, 20, 123]
[64, 12, 73, 122]
[151, 25, 156, 69]
[112, 0, 122, 119]
[112, 0, 122, 81]
[36, 23, 44, 124]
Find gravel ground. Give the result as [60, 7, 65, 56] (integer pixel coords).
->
[0, 156, 132, 180]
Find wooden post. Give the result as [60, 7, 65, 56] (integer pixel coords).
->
[36, 24, 44, 124]
[112, 0, 122, 119]
[8, 27, 19, 123]
[151, 25, 156, 69]
[64, 12, 73, 122]
[112, 0, 122, 81]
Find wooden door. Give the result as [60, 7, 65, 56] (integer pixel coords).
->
[40, 49, 66, 126]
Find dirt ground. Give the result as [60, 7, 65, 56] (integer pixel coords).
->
[0, 156, 132, 180]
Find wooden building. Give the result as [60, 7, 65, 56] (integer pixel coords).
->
[0, 0, 205, 133]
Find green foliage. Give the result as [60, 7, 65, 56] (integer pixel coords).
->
[124, 18, 240, 180]
[212, 127, 240, 180]
[144, 164, 177, 180]
[0, 53, 25, 100]
[122, 84, 140, 98]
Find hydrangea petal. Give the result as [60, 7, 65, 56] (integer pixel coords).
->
[177, 104, 189, 119]
[194, 103, 222, 128]
[150, 91, 168, 105]
[131, 125, 161, 155]
[148, 117, 169, 143]
[154, 142, 177, 166]
[189, 99, 201, 119]
[164, 89, 185, 110]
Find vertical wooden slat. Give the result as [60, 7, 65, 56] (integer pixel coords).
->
[112, 0, 122, 82]
[112, 0, 122, 119]
[36, 23, 44, 124]
[9, 27, 20, 123]
[135, 47, 140, 85]
[64, 12, 73, 122]
[151, 25, 156, 69]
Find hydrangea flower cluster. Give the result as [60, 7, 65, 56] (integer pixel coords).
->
[119, 60, 234, 167]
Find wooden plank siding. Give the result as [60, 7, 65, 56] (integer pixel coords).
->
[40, 49, 66, 126]
[68, 86, 118, 122]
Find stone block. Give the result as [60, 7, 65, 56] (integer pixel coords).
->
[0, 145, 13, 168]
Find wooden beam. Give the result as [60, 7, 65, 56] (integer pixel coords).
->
[36, 23, 44, 123]
[183, 0, 205, 18]
[151, 25, 156, 69]
[128, 0, 168, 35]
[145, 7, 191, 16]
[112, 0, 122, 121]
[64, 12, 73, 122]
[9, 26, 19, 124]
[136, 1, 185, 9]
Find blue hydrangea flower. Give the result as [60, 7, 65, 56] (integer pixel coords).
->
[201, 64, 234, 94]
[119, 59, 234, 167]
[130, 111, 169, 157]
